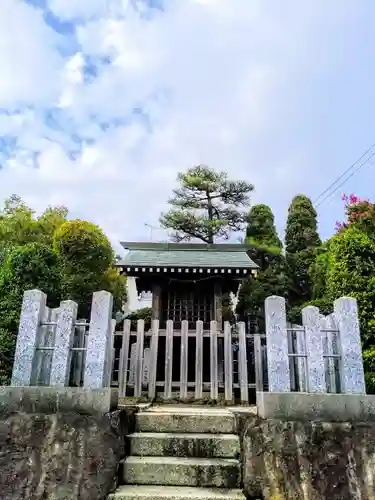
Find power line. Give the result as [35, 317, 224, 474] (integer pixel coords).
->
[315, 151, 375, 208]
[313, 143, 375, 205]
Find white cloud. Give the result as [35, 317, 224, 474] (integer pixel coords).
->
[0, 0, 64, 107]
[0, 0, 362, 247]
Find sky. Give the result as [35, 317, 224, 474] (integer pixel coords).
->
[1, 0, 375, 252]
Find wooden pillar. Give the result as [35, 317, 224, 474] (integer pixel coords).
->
[214, 280, 223, 331]
[151, 283, 161, 321]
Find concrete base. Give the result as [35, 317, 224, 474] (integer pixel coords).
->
[257, 391, 375, 422]
[122, 456, 241, 488]
[108, 486, 246, 499]
[136, 408, 236, 434]
[0, 386, 118, 415]
[128, 432, 240, 458]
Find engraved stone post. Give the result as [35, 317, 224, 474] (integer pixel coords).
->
[323, 313, 338, 393]
[39, 307, 60, 385]
[50, 300, 78, 387]
[334, 297, 366, 394]
[72, 317, 86, 387]
[11, 290, 47, 387]
[302, 306, 325, 392]
[128, 343, 137, 384]
[265, 296, 290, 392]
[83, 291, 113, 389]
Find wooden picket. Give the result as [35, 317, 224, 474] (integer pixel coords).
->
[114, 320, 264, 404]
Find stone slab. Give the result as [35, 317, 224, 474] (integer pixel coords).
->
[0, 386, 118, 416]
[135, 409, 235, 434]
[257, 391, 375, 422]
[108, 485, 246, 500]
[128, 432, 240, 458]
[122, 456, 241, 488]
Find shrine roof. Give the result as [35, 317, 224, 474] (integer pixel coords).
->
[117, 242, 258, 270]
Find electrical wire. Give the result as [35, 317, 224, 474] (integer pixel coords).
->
[313, 143, 375, 205]
[315, 151, 375, 208]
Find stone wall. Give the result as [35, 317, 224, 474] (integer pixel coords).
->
[237, 414, 375, 500]
[0, 408, 135, 500]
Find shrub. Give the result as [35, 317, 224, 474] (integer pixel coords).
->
[53, 220, 114, 274]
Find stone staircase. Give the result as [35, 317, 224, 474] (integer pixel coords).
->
[108, 406, 246, 500]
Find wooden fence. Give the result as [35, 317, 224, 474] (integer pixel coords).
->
[111, 319, 266, 404]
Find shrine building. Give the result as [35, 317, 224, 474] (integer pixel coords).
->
[117, 242, 258, 330]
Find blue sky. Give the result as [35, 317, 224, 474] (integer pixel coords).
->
[1, 0, 375, 248]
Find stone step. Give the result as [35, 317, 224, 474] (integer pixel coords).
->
[121, 456, 241, 488]
[128, 432, 240, 458]
[108, 485, 246, 500]
[135, 410, 235, 434]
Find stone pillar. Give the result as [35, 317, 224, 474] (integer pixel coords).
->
[302, 305, 325, 393]
[265, 296, 290, 392]
[151, 283, 161, 321]
[50, 300, 78, 387]
[84, 291, 114, 389]
[334, 297, 366, 394]
[214, 281, 223, 331]
[11, 290, 46, 387]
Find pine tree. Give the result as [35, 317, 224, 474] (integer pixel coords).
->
[160, 165, 254, 243]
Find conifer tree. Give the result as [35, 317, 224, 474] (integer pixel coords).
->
[285, 195, 321, 314]
[236, 204, 286, 330]
[160, 165, 254, 243]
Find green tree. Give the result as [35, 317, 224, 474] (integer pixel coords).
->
[0, 194, 68, 248]
[325, 227, 375, 349]
[236, 204, 287, 330]
[285, 195, 321, 253]
[160, 165, 254, 243]
[53, 220, 125, 316]
[53, 220, 114, 273]
[0, 243, 62, 382]
[285, 195, 321, 313]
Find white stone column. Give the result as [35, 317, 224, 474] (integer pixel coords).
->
[50, 300, 78, 387]
[11, 289, 46, 387]
[265, 296, 290, 392]
[302, 305, 325, 392]
[334, 297, 366, 394]
[84, 291, 114, 389]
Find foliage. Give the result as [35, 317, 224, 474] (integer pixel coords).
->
[160, 165, 254, 243]
[236, 204, 287, 329]
[0, 327, 16, 385]
[100, 267, 127, 314]
[246, 204, 282, 249]
[53, 220, 122, 317]
[285, 195, 321, 253]
[0, 243, 61, 332]
[53, 220, 114, 274]
[324, 227, 375, 348]
[0, 194, 68, 248]
[285, 195, 321, 313]
[0, 196, 127, 379]
[126, 307, 152, 331]
[336, 193, 375, 235]
[365, 372, 375, 395]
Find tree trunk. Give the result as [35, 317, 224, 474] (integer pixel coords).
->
[206, 191, 214, 244]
